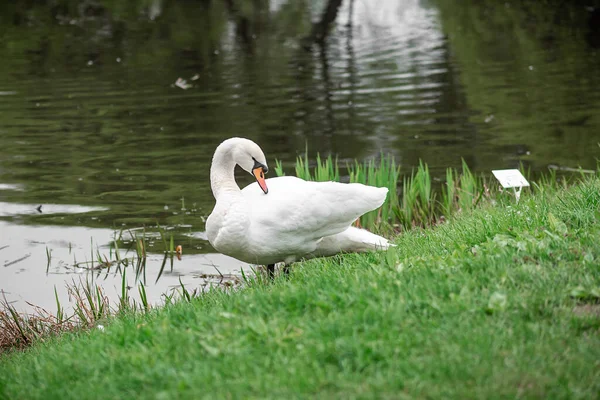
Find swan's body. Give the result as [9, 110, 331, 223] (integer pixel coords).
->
[206, 138, 392, 266]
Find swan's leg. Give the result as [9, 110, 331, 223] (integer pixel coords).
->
[267, 264, 275, 278]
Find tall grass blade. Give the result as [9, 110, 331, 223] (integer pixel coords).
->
[138, 284, 149, 312]
[46, 246, 51, 273]
[156, 253, 168, 283]
[179, 278, 191, 302]
[274, 159, 285, 177]
[54, 287, 64, 324]
[120, 267, 129, 311]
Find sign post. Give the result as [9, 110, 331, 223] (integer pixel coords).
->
[492, 169, 530, 203]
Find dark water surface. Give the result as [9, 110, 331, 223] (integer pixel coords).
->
[1, 0, 599, 310]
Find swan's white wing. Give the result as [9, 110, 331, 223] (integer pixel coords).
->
[241, 176, 388, 260]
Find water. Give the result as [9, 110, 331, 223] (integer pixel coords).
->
[1, 0, 599, 311]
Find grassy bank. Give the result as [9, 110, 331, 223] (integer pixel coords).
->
[1, 177, 600, 398]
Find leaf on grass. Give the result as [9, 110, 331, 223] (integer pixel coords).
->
[199, 341, 220, 356]
[516, 241, 528, 252]
[396, 262, 405, 273]
[486, 292, 507, 314]
[385, 247, 397, 269]
[547, 212, 568, 235]
[493, 234, 515, 248]
[583, 253, 595, 263]
[219, 312, 235, 319]
[570, 286, 600, 302]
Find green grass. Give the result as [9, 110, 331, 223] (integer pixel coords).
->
[1, 176, 599, 398]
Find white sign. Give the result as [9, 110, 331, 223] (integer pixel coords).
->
[492, 169, 530, 189]
[492, 169, 530, 203]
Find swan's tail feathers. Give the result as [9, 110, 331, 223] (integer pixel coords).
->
[351, 226, 393, 251]
[313, 227, 393, 257]
[366, 186, 389, 211]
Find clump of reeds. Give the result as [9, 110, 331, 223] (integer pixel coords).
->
[348, 155, 400, 232]
[275, 152, 340, 182]
[0, 296, 76, 352]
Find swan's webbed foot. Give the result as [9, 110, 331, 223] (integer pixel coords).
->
[265, 264, 291, 279]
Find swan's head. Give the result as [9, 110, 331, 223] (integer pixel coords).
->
[230, 138, 269, 194]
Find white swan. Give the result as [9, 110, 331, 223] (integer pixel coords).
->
[206, 138, 393, 272]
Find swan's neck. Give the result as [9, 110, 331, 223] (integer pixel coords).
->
[210, 143, 240, 199]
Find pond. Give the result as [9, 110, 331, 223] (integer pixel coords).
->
[1, 0, 599, 311]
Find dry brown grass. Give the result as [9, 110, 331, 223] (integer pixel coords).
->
[0, 297, 77, 352]
[1, 279, 117, 353]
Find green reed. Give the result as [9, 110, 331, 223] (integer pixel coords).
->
[286, 152, 340, 182]
[348, 155, 401, 232]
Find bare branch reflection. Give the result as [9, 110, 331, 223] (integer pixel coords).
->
[302, 0, 344, 49]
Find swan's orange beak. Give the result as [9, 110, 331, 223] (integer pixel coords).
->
[253, 167, 268, 194]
